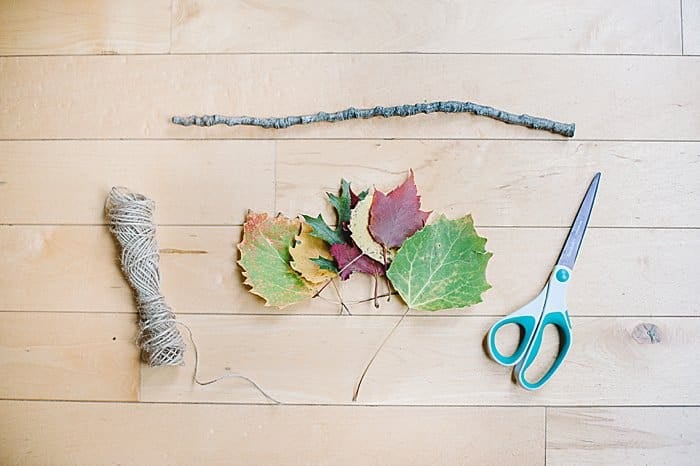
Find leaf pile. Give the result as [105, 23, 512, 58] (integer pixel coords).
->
[238, 171, 492, 310]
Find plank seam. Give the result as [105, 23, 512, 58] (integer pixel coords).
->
[0, 52, 692, 58]
[681, 0, 686, 55]
[2, 224, 700, 230]
[0, 310, 698, 319]
[2, 398, 699, 408]
[2, 138, 700, 143]
[544, 406, 548, 466]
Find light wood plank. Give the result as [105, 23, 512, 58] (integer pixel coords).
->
[548, 408, 700, 465]
[0, 225, 261, 314]
[1, 55, 698, 140]
[0, 140, 275, 224]
[0, 312, 138, 401]
[172, 0, 681, 55]
[684, 0, 700, 54]
[1, 312, 696, 405]
[0, 401, 544, 466]
[276, 140, 700, 229]
[359, 316, 700, 406]
[3, 140, 698, 227]
[0, 0, 171, 55]
[2, 226, 697, 317]
[140, 314, 700, 405]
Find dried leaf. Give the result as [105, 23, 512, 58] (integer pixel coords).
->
[290, 221, 337, 284]
[238, 211, 315, 308]
[330, 242, 385, 280]
[304, 180, 368, 248]
[302, 213, 345, 246]
[369, 170, 431, 249]
[349, 192, 395, 263]
[311, 256, 338, 272]
[387, 215, 492, 311]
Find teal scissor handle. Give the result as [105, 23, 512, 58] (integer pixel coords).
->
[515, 308, 572, 390]
[487, 286, 548, 366]
[487, 314, 538, 366]
[487, 265, 573, 390]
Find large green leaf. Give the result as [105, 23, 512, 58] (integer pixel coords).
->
[238, 211, 315, 308]
[387, 215, 492, 311]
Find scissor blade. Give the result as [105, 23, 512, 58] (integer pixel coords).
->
[557, 173, 601, 269]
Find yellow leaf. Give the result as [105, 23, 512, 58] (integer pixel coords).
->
[349, 192, 395, 263]
[289, 221, 337, 284]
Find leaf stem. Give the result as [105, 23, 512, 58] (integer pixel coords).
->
[352, 306, 411, 402]
[330, 278, 352, 315]
[312, 250, 365, 298]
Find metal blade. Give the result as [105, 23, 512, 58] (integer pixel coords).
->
[557, 173, 601, 269]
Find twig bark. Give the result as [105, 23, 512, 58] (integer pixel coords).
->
[171, 100, 575, 137]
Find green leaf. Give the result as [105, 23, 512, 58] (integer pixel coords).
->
[311, 256, 339, 272]
[327, 179, 352, 226]
[387, 215, 492, 311]
[302, 213, 345, 245]
[238, 211, 315, 308]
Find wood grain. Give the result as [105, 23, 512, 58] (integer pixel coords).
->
[2, 226, 697, 317]
[0, 2, 697, 464]
[685, 0, 700, 55]
[3, 140, 698, 227]
[353, 316, 700, 406]
[0, 401, 544, 465]
[0, 312, 139, 401]
[548, 408, 700, 465]
[0, 0, 171, 55]
[275, 140, 700, 229]
[682, 0, 700, 55]
[172, 0, 681, 55]
[1, 55, 698, 140]
[137, 314, 699, 405]
[0, 140, 275, 224]
[1, 311, 695, 406]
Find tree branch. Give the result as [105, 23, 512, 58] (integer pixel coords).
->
[171, 100, 575, 137]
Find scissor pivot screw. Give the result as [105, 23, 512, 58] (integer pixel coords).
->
[556, 269, 570, 282]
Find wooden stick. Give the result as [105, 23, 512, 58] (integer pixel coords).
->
[171, 100, 575, 137]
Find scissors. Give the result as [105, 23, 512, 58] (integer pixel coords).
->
[487, 172, 601, 390]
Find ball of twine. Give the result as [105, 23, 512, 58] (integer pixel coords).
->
[105, 187, 186, 366]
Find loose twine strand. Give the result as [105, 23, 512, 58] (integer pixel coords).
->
[105, 187, 280, 403]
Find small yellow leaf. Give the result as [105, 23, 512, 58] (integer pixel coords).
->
[290, 221, 337, 284]
[349, 192, 395, 263]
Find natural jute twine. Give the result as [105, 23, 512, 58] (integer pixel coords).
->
[105, 187, 186, 366]
[104, 187, 280, 403]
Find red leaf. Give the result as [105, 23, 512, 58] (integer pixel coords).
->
[330, 242, 385, 280]
[350, 187, 363, 208]
[369, 170, 431, 249]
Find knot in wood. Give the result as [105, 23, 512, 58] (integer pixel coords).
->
[631, 323, 661, 344]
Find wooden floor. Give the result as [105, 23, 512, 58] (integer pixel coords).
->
[1, 1, 699, 464]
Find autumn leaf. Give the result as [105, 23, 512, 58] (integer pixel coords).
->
[311, 256, 338, 272]
[349, 192, 395, 263]
[350, 186, 368, 208]
[387, 215, 491, 311]
[238, 211, 315, 308]
[302, 213, 344, 246]
[369, 170, 431, 250]
[327, 179, 352, 227]
[290, 221, 337, 284]
[330, 242, 385, 280]
[304, 180, 368, 247]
